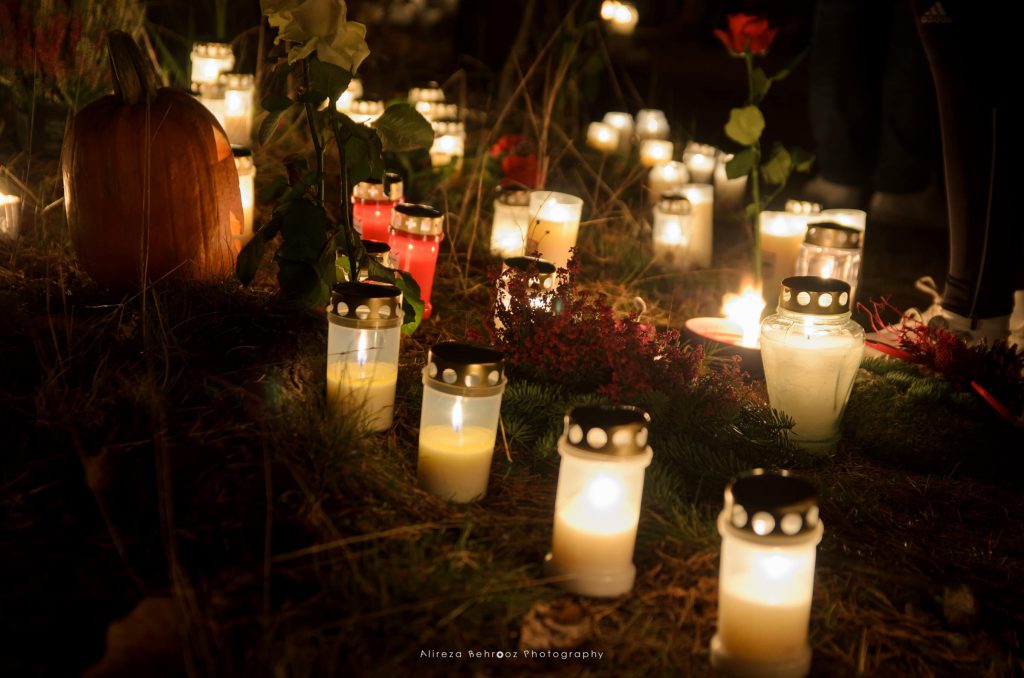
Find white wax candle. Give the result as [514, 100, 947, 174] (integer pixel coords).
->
[327, 360, 398, 431]
[551, 493, 638, 573]
[602, 112, 634, 152]
[527, 193, 584, 269]
[677, 184, 714, 268]
[640, 140, 673, 168]
[683, 145, 717, 184]
[490, 202, 530, 258]
[586, 122, 620, 153]
[430, 133, 465, 168]
[760, 212, 810, 305]
[223, 78, 254, 146]
[190, 43, 234, 85]
[760, 330, 863, 451]
[418, 425, 496, 502]
[718, 575, 812, 661]
[635, 109, 669, 141]
[714, 154, 748, 209]
[648, 161, 689, 200]
[1, 193, 22, 239]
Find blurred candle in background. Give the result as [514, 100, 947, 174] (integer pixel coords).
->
[635, 109, 669, 141]
[639, 140, 673, 168]
[714, 152, 749, 210]
[490, 185, 532, 258]
[222, 73, 254, 147]
[602, 112, 634, 152]
[677, 184, 714, 268]
[652, 193, 693, 267]
[190, 42, 234, 85]
[233, 148, 256, 241]
[647, 161, 689, 202]
[683, 142, 718, 184]
[586, 122, 620, 154]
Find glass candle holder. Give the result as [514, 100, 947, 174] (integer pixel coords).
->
[602, 112, 634, 152]
[353, 173, 404, 242]
[652, 193, 693, 267]
[714, 153, 749, 210]
[677, 184, 714, 268]
[337, 238, 391, 283]
[683, 142, 718, 184]
[1, 190, 22, 239]
[794, 223, 863, 302]
[545, 404, 653, 597]
[494, 255, 558, 331]
[233, 148, 256, 241]
[586, 122, 620, 154]
[190, 42, 234, 85]
[760, 277, 865, 453]
[195, 81, 227, 131]
[809, 208, 867, 233]
[335, 77, 363, 113]
[526, 191, 585, 270]
[408, 81, 446, 104]
[759, 209, 814, 310]
[711, 470, 823, 678]
[326, 282, 404, 432]
[490, 185, 532, 258]
[429, 121, 465, 169]
[221, 73, 254, 146]
[639, 139, 674, 168]
[635, 109, 669, 141]
[418, 343, 507, 503]
[388, 203, 445, 319]
[647, 161, 689, 203]
[417, 101, 459, 122]
[348, 99, 385, 124]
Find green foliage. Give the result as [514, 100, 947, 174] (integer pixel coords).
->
[725, 148, 755, 180]
[724, 105, 765, 146]
[371, 104, 436, 152]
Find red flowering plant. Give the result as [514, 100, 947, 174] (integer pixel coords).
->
[488, 134, 540, 188]
[861, 298, 1024, 425]
[0, 0, 143, 109]
[715, 13, 814, 290]
[469, 254, 703, 401]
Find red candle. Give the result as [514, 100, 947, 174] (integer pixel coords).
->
[352, 173, 403, 242]
[388, 203, 444, 319]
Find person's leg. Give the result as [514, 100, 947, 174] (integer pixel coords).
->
[912, 0, 1017, 326]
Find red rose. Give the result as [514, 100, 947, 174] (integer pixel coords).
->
[501, 153, 539, 188]
[489, 134, 525, 159]
[714, 13, 778, 56]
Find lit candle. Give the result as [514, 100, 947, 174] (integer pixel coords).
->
[586, 122, 620, 154]
[760, 277, 865, 453]
[347, 99, 385, 124]
[677, 184, 714, 268]
[652, 193, 692, 267]
[337, 238, 391, 283]
[794, 223, 863, 302]
[647, 161, 689, 202]
[809, 208, 867, 233]
[408, 82, 446, 105]
[545, 404, 653, 597]
[759, 206, 817, 311]
[233, 148, 256, 241]
[190, 42, 234, 86]
[602, 112, 634, 152]
[493, 255, 558, 331]
[601, 1, 639, 35]
[635, 109, 669, 141]
[683, 142, 718, 184]
[526, 191, 585, 270]
[388, 203, 445, 320]
[639, 139, 674, 168]
[416, 101, 459, 122]
[711, 470, 823, 677]
[352, 173, 403, 242]
[221, 73, 254, 146]
[490, 185, 532, 258]
[714, 152, 749, 210]
[1, 179, 22, 239]
[325, 282, 404, 432]
[418, 343, 507, 503]
[429, 121, 465, 169]
[335, 78, 363, 113]
[195, 82, 227, 131]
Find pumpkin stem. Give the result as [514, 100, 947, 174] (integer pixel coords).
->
[108, 31, 158, 105]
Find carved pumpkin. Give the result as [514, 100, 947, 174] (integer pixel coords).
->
[62, 31, 242, 289]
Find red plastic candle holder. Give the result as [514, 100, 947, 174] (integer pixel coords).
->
[352, 173, 403, 242]
[388, 203, 445, 319]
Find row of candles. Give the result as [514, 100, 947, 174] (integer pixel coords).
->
[327, 269, 863, 677]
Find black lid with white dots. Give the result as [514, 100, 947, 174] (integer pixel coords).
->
[724, 469, 819, 538]
[804, 222, 862, 250]
[779, 276, 851, 315]
[425, 342, 506, 395]
[562, 405, 651, 457]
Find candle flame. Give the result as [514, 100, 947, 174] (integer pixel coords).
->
[820, 259, 835, 278]
[759, 554, 797, 580]
[356, 331, 368, 367]
[584, 474, 623, 511]
[721, 281, 766, 348]
[451, 397, 464, 433]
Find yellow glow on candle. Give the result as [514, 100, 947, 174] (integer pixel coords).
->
[585, 474, 623, 511]
[721, 283, 767, 349]
[451, 397, 464, 433]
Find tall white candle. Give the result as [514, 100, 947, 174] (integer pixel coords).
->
[418, 424, 497, 502]
[222, 74, 254, 146]
[652, 194, 692, 267]
[527, 191, 584, 269]
[327, 361, 399, 431]
[759, 211, 811, 308]
[677, 184, 714, 268]
[714, 153, 748, 209]
[639, 139, 674, 168]
[683, 142, 717, 184]
[648, 161, 689, 201]
[586, 122, 620, 153]
[190, 42, 234, 86]
[490, 188, 532, 258]
[0, 192, 22, 239]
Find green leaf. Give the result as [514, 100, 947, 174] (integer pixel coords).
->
[724, 106, 765, 146]
[394, 271, 425, 335]
[751, 67, 771, 103]
[344, 135, 372, 188]
[309, 59, 352, 104]
[236, 234, 263, 286]
[276, 199, 331, 262]
[261, 63, 294, 111]
[725, 148, 756, 180]
[277, 259, 327, 308]
[258, 108, 287, 146]
[760, 144, 792, 185]
[371, 103, 434, 152]
[744, 203, 761, 219]
[789, 147, 816, 173]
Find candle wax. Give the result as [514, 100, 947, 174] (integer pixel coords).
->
[418, 424, 497, 502]
[718, 578, 811, 662]
[326, 361, 399, 432]
[551, 495, 638, 573]
[389, 234, 440, 319]
[528, 218, 579, 270]
[354, 200, 395, 242]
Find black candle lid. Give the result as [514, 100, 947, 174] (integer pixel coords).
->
[779, 276, 851, 314]
[329, 281, 402, 321]
[562, 404, 651, 457]
[724, 469, 819, 538]
[804, 222, 862, 249]
[425, 342, 505, 391]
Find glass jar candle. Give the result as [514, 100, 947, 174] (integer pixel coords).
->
[652, 193, 693, 267]
[335, 77, 363, 113]
[326, 282, 404, 432]
[233, 148, 256, 242]
[677, 184, 714, 268]
[408, 81, 446, 105]
[388, 203, 444, 320]
[759, 208, 815, 310]
[494, 255, 558, 331]
[526, 191, 585, 270]
[635, 109, 669, 141]
[639, 139, 673, 168]
[195, 81, 227, 131]
[221, 73, 254, 146]
[337, 238, 391, 283]
[353, 173, 404, 242]
[545, 404, 653, 597]
[794, 223, 863, 302]
[0, 191, 21, 239]
[602, 112, 634, 152]
[647, 161, 689, 203]
[714, 152, 749, 210]
[429, 120, 465, 169]
[417, 101, 459, 122]
[809, 208, 866, 233]
[711, 470, 823, 678]
[586, 122, 620, 154]
[190, 42, 234, 85]
[348, 99, 385, 124]
[490, 185, 532, 258]
[682, 142, 718, 184]
[418, 343, 507, 503]
[760, 277, 865, 453]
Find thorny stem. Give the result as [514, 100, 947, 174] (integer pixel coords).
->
[744, 50, 763, 290]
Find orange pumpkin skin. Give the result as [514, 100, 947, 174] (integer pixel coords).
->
[62, 80, 242, 289]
